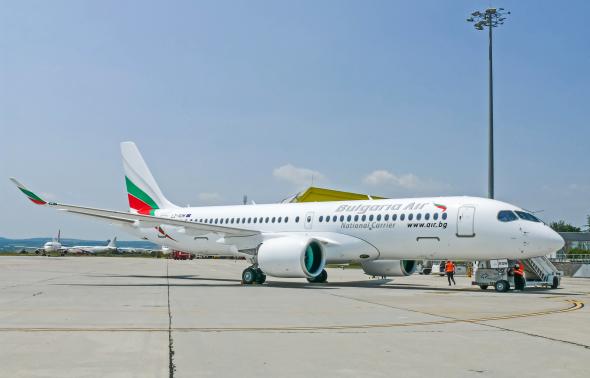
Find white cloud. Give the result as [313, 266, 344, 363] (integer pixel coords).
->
[273, 164, 326, 187]
[197, 192, 223, 203]
[363, 170, 419, 189]
[363, 169, 449, 193]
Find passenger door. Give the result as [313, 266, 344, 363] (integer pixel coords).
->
[456, 206, 476, 237]
[304, 212, 314, 230]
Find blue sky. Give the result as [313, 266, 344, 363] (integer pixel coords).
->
[1, 0, 589, 238]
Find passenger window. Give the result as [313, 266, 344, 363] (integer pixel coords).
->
[248, 217, 252, 223]
[497, 210, 518, 222]
[295, 216, 300, 223]
[434, 213, 439, 220]
[384, 214, 389, 221]
[400, 214, 405, 221]
[408, 214, 413, 221]
[253, 218, 257, 223]
[442, 213, 447, 220]
[272, 217, 276, 223]
[242, 218, 246, 223]
[417, 213, 422, 220]
[369, 214, 374, 221]
[333, 215, 337, 222]
[347, 215, 352, 221]
[265, 217, 269, 223]
[278, 217, 282, 223]
[285, 217, 289, 223]
[361, 215, 367, 221]
[325, 216, 330, 223]
[377, 214, 381, 221]
[425, 213, 430, 220]
[392, 214, 397, 221]
[215, 218, 219, 224]
[259, 217, 263, 223]
[319, 216, 324, 222]
[354, 215, 359, 222]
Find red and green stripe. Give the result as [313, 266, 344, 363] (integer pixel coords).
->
[434, 203, 447, 212]
[17, 187, 46, 205]
[125, 176, 159, 215]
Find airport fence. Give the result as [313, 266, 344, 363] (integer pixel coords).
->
[550, 254, 590, 264]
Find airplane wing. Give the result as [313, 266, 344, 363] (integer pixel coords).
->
[10, 178, 259, 238]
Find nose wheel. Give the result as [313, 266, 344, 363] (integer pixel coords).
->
[307, 269, 328, 283]
[242, 266, 266, 285]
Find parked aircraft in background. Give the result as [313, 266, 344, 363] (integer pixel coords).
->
[16, 230, 64, 255]
[11, 142, 564, 286]
[66, 237, 117, 254]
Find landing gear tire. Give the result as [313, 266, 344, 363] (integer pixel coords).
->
[255, 269, 266, 285]
[423, 269, 431, 275]
[242, 268, 256, 285]
[307, 269, 328, 283]
[551, 276, 559, 289]
[494, 280, 509, 293]
[479, 285, 488, 290]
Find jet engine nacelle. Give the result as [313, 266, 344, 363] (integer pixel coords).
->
[361, 260, 417, 277]
[257, 237, 326, 278]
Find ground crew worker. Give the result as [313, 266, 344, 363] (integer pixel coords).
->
[445, 260, 456, 286]
[513, 261, 525, 290]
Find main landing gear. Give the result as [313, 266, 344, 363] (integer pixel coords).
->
[242, 266, 266, 285]
[307, 269, 328, 283]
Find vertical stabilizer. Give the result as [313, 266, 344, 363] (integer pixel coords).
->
[108, 237, 117, 248]
[121, 142, 177, 214]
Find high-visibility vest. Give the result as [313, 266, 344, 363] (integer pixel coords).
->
[445, 262, 455, 273]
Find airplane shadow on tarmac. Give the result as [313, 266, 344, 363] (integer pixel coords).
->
[54, 274, 581, 295]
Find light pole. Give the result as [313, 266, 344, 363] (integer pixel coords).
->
[467, 8, 510, 199]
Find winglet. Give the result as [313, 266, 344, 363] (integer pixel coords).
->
[9, 178, 47, 205]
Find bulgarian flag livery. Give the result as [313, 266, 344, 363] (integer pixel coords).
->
[121, 141, 177, 215]
[10, 178, 47, 205]
[125, 176, 159, 215]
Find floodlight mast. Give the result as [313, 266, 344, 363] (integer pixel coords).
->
[467, 8, 510, 199]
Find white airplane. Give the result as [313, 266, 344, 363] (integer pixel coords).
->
[66, 237, 118, 254]
[43, 230, 63, 254]
[10, 142, 564, 287]
[15, 230, 64, 255]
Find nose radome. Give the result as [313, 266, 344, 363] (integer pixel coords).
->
[537, 228, 565, 255]
[548, 229, 565, 252]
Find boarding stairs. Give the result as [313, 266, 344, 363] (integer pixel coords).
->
[522, 256, 562, 289]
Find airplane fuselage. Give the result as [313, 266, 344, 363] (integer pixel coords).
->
[123, 196, 563, 263]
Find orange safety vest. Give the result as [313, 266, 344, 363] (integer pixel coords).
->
[445, 262, 455, 273]
[514, 263, 524, 276]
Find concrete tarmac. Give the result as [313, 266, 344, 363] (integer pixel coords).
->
[0, 256, 589, 377]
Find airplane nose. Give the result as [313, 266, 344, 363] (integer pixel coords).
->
[548, 229, 565, 252]
[536, 228, 565, 255]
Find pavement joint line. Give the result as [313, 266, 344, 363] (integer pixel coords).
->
[0, 299, 582, 334]
[166, 260, 175, 378]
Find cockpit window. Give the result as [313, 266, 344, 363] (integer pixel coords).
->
[497, 210, 518, 222]
[515, 211, 541, 223]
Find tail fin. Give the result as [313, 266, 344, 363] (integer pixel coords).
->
[108, 237, 117, 248]
[121, 142, 177, 214]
